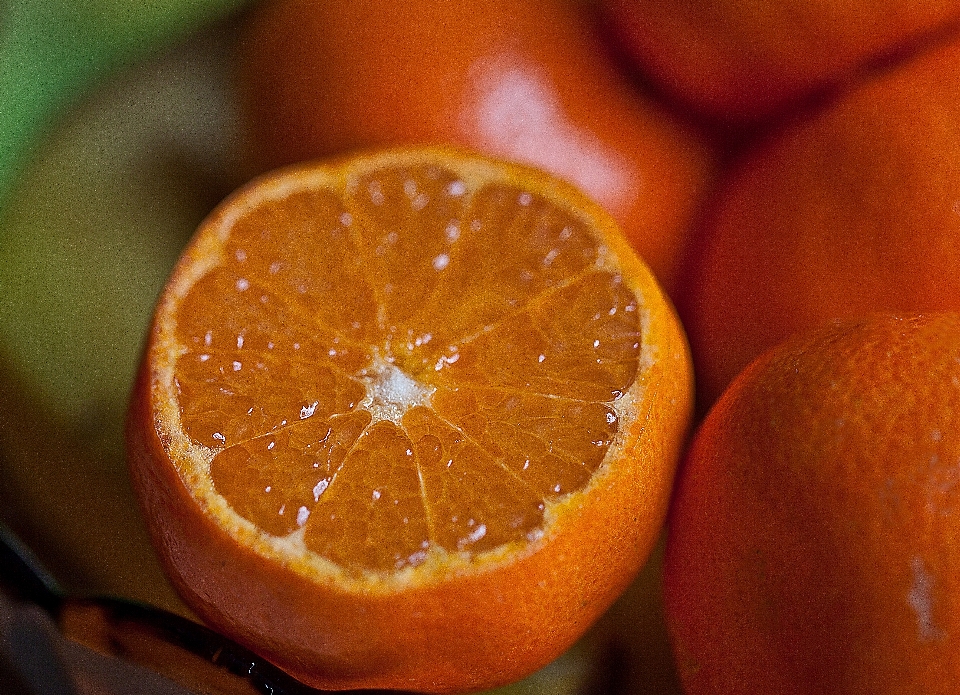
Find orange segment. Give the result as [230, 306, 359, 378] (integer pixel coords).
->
[210, 411, 371, 539]
[126, 146, 692, 693]
[306, 418, 433, 573]
[437, 270, 642, 400]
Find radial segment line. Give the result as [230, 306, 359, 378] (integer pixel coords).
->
[341, 199, 393, 335]
[488, 414, 597, 471]
[370, 186, 481, 336]
[442, 265, 603, 352]
[423, 407, 545, 500]
[413, 454, 438, 548]
[438, 386, 607, 471]
[438, 381, 614, 406]
[296, 326, 372, 360]
[228, 268, 373, 356]
[307, 412, 377, 501]
[223, 341, 370, 384]
[183, 345, 371, 448]
[428, 193, 615, 348]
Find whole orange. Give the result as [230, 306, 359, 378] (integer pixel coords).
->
[664, 313, 960, 694]
[678, 30, 960, 410]
[235, 0, 715, 295]
[600, 0, 960, 123]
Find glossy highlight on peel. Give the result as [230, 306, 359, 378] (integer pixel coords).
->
[127, 146, 693, 692]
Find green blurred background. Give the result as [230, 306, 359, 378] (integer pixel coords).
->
[0, 2, 681, 692]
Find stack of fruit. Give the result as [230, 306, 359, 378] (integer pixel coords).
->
[6, 0, 960, 692]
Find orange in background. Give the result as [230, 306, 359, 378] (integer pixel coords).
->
[235, 0, 716, 296]
[664, 313, 960, 694]
[126, 147, 693, 693]
[678, 31, 960, 410]
[600, 0, 960, 123]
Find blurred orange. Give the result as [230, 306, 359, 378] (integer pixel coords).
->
[665, 313, 960, 694]
[235, 0, 716, 295]
[599, 0, 960, 123]
[678, 30, 960, 410]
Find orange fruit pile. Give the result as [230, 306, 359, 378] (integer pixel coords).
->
[679, 27, 960, 410]
[664, 313, 960, 693]
[125, 146, 693, 693]
[114, 0, 960, 690]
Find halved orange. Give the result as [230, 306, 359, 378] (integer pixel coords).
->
[125, 146, 693, 693]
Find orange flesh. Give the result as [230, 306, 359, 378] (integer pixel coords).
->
[171, 163, 641, 574]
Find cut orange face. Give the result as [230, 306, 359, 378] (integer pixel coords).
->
[125, 146, 693, 693]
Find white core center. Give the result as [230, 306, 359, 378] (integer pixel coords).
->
[361, 358, 434, 423]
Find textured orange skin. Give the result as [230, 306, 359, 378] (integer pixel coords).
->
[664, 314, 960, 694]
[235, 0, 715, 296]
[600, 0, 960, 123]
[124, 150, 695, 693]
[678, 33, 960, 411]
